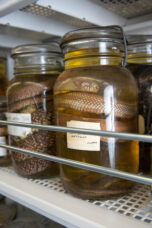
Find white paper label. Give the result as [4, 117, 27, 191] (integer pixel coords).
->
[67, 121, 100, 151]
[0, 137, 7, 156]
[6, 113, 31, 137]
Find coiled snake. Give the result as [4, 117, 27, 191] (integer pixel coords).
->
[56, 76, 138, 198]
[7, 78, 57, 176]
[56, 77, 137, 142]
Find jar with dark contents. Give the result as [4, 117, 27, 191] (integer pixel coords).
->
[0, 96, 11, 166]
[127, 35, 152, 173]
[54, 26, 139, 199]
[0, 58, 8, 96]
[7, 43, 63, 178]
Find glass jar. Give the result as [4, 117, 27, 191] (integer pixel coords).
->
[0, 96, 11, 166]
[0, 58, 8, 96]
[54, 26, 139, 199]
[127, 35, 152, 173]
[7, 43, 63, 178]
[0, 58, 11, 166]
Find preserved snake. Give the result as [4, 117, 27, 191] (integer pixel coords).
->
[55, 26, 139, 199]
[56, 77, 137, 141]
[7, 76, 58, 177]
[55, 75, 139, 199]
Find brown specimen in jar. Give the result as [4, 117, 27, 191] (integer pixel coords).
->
[8, 77, 58, 177]
[7, 43, 63, 178]
[54, 27, 139, 199]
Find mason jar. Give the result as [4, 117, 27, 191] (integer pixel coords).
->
[54, 26, 139, 199]
[0, 58, 8, 96]
[7, 43, 63, 178]
[127, 35, 152, 173]
[0, 96, 11, 166]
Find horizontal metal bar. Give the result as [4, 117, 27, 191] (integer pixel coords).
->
[0, 143, 152, 186]
[0, 120, 152, 143]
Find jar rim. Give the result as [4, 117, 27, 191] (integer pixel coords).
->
[11, 42, 62, 57]
[61, 26, 124, 48]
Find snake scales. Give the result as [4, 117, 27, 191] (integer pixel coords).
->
[56, 77, 137, 142]
[8, 77, 58, 177]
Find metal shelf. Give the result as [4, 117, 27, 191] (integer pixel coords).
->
[0, 166, 151, 228]
[0, 0, 151, 48]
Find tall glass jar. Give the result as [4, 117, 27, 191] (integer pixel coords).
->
[7, 43, 63, 178]
[0, 96, 11, 166]
[0, 58, 8, 96]
[127, 35, 152, 173]
[0, 58, 11, 166]
[54, 26, 139, 199]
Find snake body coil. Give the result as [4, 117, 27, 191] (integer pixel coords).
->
[8, 77, 57, 177]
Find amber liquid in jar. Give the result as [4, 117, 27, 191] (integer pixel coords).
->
[7, 72, 59, 178]
[128, 63, 152, 173]
[7, 43, 63, 178]
[0, 59, 11, 166]
[54, 46, 139, 199]
[0, 58, 8, 96]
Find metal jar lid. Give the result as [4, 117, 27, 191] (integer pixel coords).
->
[11, 42, 62, 57]
[61, 26, 127, 66]
[127, 35, 152, 55]
[61, 26, 125, 45]
[11, 42, 63, 74]
[127, 35, 152, 45]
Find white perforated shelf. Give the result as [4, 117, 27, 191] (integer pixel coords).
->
[94, 0, 152, 18]
[21, 3, 94, 28]
[0, 166, 151, 228]
[29, 174, 152, 225]
[0, 0, 151, 47]
[21, 0, 152, 21]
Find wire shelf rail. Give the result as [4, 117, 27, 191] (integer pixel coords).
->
[0, 120, 151, 186]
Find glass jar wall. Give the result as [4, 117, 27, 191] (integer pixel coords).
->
[7, 43, 63, 178]
[0, 97, 11, 166]
[0, 58, 11, 166]
[127, 35, 152, 173]
[54, 26, 139, 199]
[0, 58, 8, 96]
